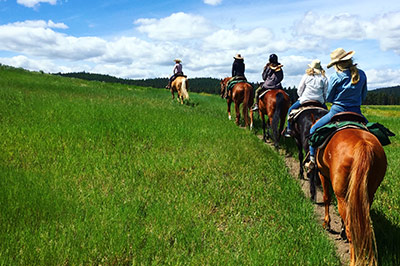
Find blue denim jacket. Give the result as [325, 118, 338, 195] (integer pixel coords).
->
[327, 68, 367, 107]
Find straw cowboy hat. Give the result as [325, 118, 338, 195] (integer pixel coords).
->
[308, 59, 323, 73]
[234, 54, 244, 60]
[327, 48, 355, 68]
[174, 59, 182, 63]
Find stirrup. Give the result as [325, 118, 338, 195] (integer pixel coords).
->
[305, 161, 315, 173]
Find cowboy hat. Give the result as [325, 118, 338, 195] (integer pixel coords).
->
[327, 48, 355, 68]
[174, 59, 182, 63]
[308, 59, 323, 73]
[233, 54, 244, 60]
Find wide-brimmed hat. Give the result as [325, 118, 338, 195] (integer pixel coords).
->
[174, 59, 182, 63]
[234, 54, 244, 60]
[327, 48, 355, 68]
[308, 59, 323, 73]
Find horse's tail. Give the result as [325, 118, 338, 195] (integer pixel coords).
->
[346, 139, 378, 266]
[181, 78, 189, 99]
[272, 92, 284, 143]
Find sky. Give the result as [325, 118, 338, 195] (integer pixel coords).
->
[1, 0, 400, 89]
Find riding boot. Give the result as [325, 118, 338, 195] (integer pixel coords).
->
[305, 156, 315, 173]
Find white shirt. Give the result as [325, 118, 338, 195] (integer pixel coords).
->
[297, 73, 328, 104]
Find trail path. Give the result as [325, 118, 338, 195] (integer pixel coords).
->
[256, 135, 350, 265]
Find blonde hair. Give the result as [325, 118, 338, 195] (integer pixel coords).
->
[334, 59, 360, 84]
[306, 68, 326, 77]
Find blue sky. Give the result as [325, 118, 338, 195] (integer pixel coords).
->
[1, 0, 400, 89]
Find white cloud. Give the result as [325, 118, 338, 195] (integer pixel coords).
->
[17, 0, 57, 8]
[0, 21, 105, 60]
[295, 11, 366, 40]
[364, 11, 400, 54]
[204, 0, 222, 6]
[9, 20, 68, 29]
[366, 68, 400, 89]
[135, 12, 215, 40]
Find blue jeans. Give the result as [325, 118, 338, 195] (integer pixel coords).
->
[286, 100, 301, 131]
[309, 104, 367, 157]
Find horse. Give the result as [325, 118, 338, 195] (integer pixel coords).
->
[220, 77, 254, 128]
[171, 76, 189, 104]
[258, 88, 290, 149]
[289, 103, 328, 201]
[316, 128, 387, 266]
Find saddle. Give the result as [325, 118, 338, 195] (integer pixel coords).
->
[330, 111, 367, 124]
[309, 112, 395, 149]
[227, 77, 248, 92]
[288, 101, 327, 123]
[300, 100, 325, 108]
[171, 73, 187, 82]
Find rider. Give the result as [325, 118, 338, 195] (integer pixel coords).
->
[284, 59, 328, 137]
[252, 54, 283, 111]
[166, 59, 183, 89]
[224, 54, 246, 98]
[305, 48, 368, 170]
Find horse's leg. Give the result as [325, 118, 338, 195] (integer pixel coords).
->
[171, 89, 174, 99]
[249, 109, 254, 130]
[235, 102, 240, 125]
[309, 168, 317, 202]
[294, 137, 304, 179]
[227, 100, 232, 120]
[261, 114, 267, 142]
[319, 172, 331, 231]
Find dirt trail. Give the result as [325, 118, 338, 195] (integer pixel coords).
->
[257, 135, 350, 265]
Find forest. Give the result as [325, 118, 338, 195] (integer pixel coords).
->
[55, 72, 400, 105]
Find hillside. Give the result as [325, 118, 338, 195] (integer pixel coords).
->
[1, 65, 399, 265]
[0, 65, 341, 265]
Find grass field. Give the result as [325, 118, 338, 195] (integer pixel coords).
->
[0, 65, 398, 265]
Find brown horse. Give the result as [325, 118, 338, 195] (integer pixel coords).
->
[258, 89, 290, 148]
[220, 77, 254, 128]
[316, 128, 386, 266]
[171, 76, 189, 104]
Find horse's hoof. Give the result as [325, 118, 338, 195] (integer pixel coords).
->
[340, 229, 347, 240]
[228, 115, 232, 120]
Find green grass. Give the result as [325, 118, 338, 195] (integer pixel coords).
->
[0, 66, 340, 265]
[2, 65, 398, 265]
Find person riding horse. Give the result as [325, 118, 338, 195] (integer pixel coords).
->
[306, 48, 368, 170]
[252, 54, 284, 111]
[284, 59, 328, 137]
[166, 59, 184, 89]
[224, 54, 246, 99]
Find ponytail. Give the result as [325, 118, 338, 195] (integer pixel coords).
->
[334, 59, 360, 84]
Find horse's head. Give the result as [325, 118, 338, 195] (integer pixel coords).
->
[220, 77, 230, 98]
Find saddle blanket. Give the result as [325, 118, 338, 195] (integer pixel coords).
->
[227, 78, 248, 91]
[308, 121, 395, 149]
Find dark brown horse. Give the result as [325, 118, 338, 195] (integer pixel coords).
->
[316, 128, 386, 266]
[220, 77, 254, 128]
[258, 89, 290, 148]
[290, 105, 328, 201]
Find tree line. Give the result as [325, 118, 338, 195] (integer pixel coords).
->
[54, 72, 400, 105]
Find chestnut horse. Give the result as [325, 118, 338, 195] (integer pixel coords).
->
[171, 76, 189, 104]
[316, 128, 386, 266]
[258, 89, 290, 148]
[220, 77, 254, 128]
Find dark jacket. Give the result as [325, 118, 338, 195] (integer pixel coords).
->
[262, 63, 283, 89]
[232, 59, 245, 77]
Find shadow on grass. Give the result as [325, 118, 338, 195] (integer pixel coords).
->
[371, 210, 400, 265]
